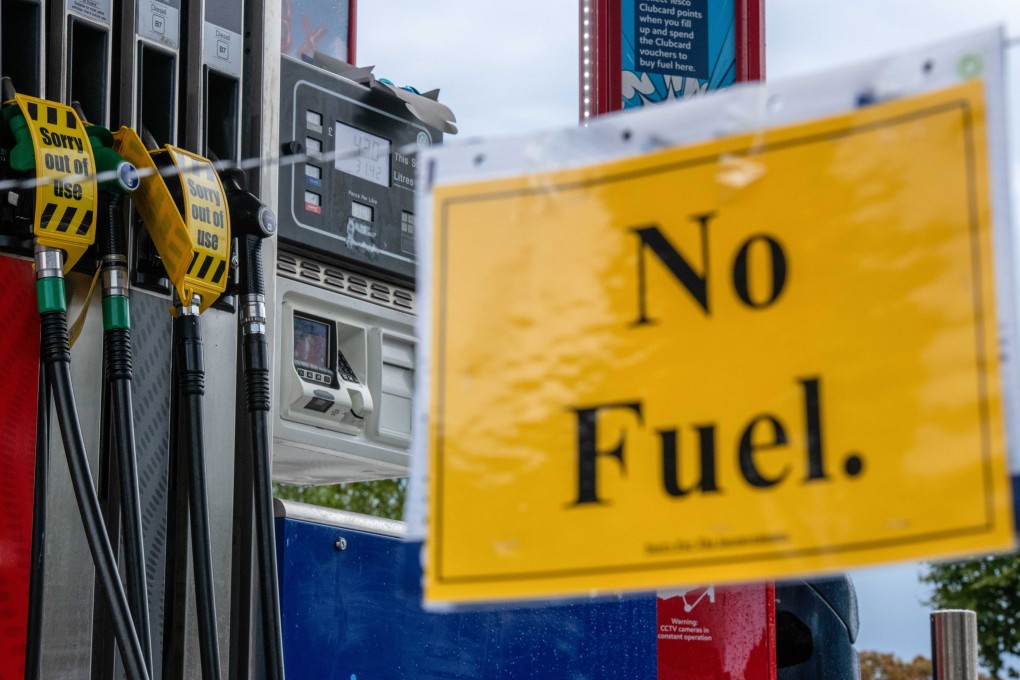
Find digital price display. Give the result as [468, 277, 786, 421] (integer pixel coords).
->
[351, 201, 374, 222]
[335, 122, 390, 187]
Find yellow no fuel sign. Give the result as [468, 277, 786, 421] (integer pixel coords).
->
[424, 81, 1015, 604]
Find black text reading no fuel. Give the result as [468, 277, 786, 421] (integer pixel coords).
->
[568, 211, 864, 507]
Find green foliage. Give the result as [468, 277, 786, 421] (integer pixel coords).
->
[922, 555, 1020, 679]
[859, 651, 991, 680]
[273, 478, 408, 520]
[858, 651, 931, 680]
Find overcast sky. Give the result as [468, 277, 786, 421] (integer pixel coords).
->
[357, 0, 1020, 664]
[358, 0, 1020, 138]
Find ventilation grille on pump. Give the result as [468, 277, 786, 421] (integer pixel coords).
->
[277, 251, 416, 313]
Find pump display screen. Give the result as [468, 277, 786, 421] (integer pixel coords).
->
[280, 56, 443, 281]
[335, 122, 390, 187]
[294, 316, 331, 368]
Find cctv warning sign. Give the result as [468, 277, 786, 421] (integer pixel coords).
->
[421, 81, 1015, 604]
[657, 584, 774, 680]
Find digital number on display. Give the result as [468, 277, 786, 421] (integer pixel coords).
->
[335, 121, 391, 187]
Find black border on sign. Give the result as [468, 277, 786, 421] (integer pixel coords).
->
[434, 97, 997, 585]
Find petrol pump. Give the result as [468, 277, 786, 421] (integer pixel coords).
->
[272, 32, 454, 484]
[0, 0, 266, 674]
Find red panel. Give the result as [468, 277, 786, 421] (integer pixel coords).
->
[578, 2, 586, 119]
[657, 583, 777, 680]
[348, 0, 358, 65]
[0, 256, 41, 679]
[735, 0, 766, 81]
[579, 0, 620, 119]
[591, 0, 620, 117]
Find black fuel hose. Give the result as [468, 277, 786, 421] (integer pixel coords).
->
[36, 247, 151, 680]
[174, 301, 222, 680]
[99, 193, 153, 671]
[239, 236, 286, 680]
[225, 167, 285, 680]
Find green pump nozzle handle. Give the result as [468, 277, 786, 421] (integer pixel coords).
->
[67, 102, 140, 196]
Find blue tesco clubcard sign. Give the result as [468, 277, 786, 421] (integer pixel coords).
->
[622, 0, 736, 107]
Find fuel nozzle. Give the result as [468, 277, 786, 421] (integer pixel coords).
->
[219, 167, 275, 299]
[62, 103, 138, 200]
[64, 103, 139, 270]
[66, 104, 139, 269]
[3, 79, 35, 173]
[219, 168, 276, 240]
[85, 128, 139, 197]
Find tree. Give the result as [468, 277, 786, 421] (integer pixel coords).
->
[273, 478, 407, 520]
[858, 652, 931, 680]
[859, 651, 992, 680]
[922, 555, 1020, 679]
